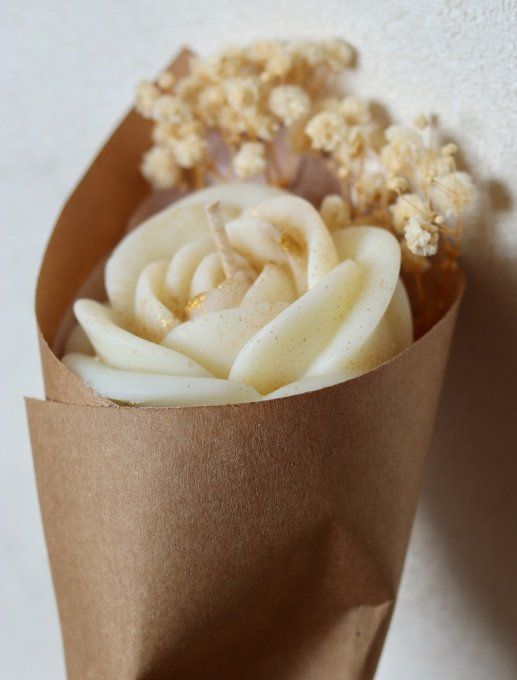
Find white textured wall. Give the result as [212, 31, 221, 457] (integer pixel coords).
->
[1, 1, 516, 678]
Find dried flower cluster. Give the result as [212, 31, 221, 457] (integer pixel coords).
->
[136, 39, 353, 185]
[136, 40, 475, 329]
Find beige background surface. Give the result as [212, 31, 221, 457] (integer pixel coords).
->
[1, 1, 516, 678]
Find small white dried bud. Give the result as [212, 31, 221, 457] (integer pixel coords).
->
[208, 47, 248, 79]
[152, 122, 174, 145]
[269, 85, 311, 125]
[430, 171, 474, 215]
[233, 142, 267, 179]
[136, 81, 160, 117]
[389, 193, 428, 234]
[385, 125, 423, 153]
[170, 133, 206, 168]
[321, 39, 355, 69]
[218, 105, 244, 136]
[197, 85, 226, 124]
[250, 41, 292, 78]
[404, 215, 439, 257]
[346, 127, 366, 157]
[387, 176, 409, 194]
[224, 77, 260, 111]
[141, 146, 180, 189]
[265, 51, 292, 78]
[151, 95, 191, 125]
[413, 113, 428, 130]
[340, 96, 370, 124]
[175, 73, 205, 101]
[247, 113, 279, 142]
[305, 111, 346, 152]
[290, 40, 323, 66]
[353, 173, 387, 210]
[157, 71, 175, 90]
[441, 143, 458, 157]
[381, 126, 424, 174]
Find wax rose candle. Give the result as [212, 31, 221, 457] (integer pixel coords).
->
[63, 182, 413, 406]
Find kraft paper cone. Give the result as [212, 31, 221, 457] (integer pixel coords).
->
[27, 49, 464, 679]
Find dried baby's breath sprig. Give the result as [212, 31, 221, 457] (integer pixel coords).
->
[430, 171, 474, 216]
[389, 193, 428, 234]
[141, 145, 181, 189]
[305, 111, 346, 152]
[441, 142, 457, 157]
[150, 95, 192, 126]
[157, 70, 175, 90]
[404, 215, 440, 257]
[269, 85, 311, 125]
[135, 41, 475, 333]
[249, 41, 293, 80]
[340, 96, 370, 125]
[135, 39, 355, 191]
[170, 131, 207, 168]
[387, 176, 409, 194]
[233, 141, 266, 179]
[136, 81, 160, 116]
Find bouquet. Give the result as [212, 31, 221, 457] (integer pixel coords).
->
[27, 42, 472, 679]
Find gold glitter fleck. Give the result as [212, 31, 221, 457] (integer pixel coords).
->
[184, 292, 207, 316]
[279, 232, 305, 256]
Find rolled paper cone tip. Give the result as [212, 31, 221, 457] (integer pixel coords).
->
[26, 48, 466, 680]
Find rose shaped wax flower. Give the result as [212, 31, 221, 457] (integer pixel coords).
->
[63, 182, 412, 406]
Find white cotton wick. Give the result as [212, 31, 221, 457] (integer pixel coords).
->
[205, 201, 242, 279]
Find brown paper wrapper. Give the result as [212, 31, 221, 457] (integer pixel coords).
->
[26, 49, 464, 679]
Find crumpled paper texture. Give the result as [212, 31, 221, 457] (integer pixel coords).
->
[26, 49, 463, 680]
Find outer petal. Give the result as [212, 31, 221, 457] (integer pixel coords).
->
[230, 260, 361, 394]
[74, 299, 211, 377]
[63, 354, 261, 407]
[305, 227, 403, 377]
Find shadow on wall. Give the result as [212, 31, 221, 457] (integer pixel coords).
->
[422, 177, 517, 668]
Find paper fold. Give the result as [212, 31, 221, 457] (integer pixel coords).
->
[27, 49, 464, 679]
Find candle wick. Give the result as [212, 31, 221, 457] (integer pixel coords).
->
[205, 201, 241, 279]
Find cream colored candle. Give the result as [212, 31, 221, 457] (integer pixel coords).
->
[64, 182, 413, 406]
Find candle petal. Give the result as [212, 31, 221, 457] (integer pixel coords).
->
[134, 260, 180, 342]
[243, 195, 339, 289]
[162, 302, 287, 378]
[74, 299, 211, 377]
[226, 217, 286, 268]
[164, 236, 215, 309]
[240, 264, 297, 306]
[186, 272, 253, 319]
[263, 374, 346, 400]
[63, 353, 261, 406]
[305, 227, 402, 377]
[230, 259, 361, 394]
[189, 252, 225, 299]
